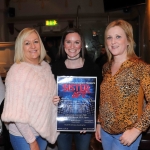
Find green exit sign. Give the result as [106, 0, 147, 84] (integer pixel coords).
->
[45, 20, 57, 26]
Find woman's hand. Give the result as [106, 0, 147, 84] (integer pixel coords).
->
[30, 140, 40, 150]
[53, 96, 60, 105]
[95, 124, 102, 142]
[119, 127, 142, 146]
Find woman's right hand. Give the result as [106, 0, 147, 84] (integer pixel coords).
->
[95, 124, 102, 142]
[53, 96, 60, 105]
[30, 140, 40, 150]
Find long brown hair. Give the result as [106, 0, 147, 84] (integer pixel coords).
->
[57, 28, 87, 60]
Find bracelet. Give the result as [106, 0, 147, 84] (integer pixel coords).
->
[96, 122, 100, 124]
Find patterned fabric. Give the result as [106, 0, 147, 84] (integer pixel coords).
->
[99, 58, 150, 134]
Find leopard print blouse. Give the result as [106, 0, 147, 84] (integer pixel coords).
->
[98, 58, 150, 134]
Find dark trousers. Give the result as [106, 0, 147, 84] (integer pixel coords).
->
[57, 132, 92, 150]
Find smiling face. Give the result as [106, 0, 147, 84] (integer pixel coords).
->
[106, 26, 129, 59]
[23, 31, 41, 64]
[64, 32, 82, 59]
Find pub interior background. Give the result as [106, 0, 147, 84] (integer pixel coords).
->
[0, 0, 150, 150]
[0, 0, 150, 72]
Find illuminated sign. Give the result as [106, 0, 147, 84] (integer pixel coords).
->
[45, 20, 58, 26]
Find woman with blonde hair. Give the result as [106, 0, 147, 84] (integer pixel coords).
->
[2, 28, 59, 150]
[95, 19, 150, 150]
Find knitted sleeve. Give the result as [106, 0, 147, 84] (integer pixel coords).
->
[2, 63, 29, 122]
[16, 122, 36, 143]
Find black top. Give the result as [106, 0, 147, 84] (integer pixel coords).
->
[51, 57, 100, 112]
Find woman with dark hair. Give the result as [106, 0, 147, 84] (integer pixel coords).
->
[52, 28, 100, 150]
[56, 28, 87, 60]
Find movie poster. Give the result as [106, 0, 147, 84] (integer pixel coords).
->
[57, 76, 97, 131]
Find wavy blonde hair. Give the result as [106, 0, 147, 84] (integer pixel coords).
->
[14, 28, 46, 63]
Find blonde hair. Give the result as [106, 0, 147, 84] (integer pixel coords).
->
[14, 28, 46, 63]
[104, 19, 138, 62]
[44, 54, 51, 64]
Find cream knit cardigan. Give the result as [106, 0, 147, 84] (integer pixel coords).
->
[2, 61, 59, 144]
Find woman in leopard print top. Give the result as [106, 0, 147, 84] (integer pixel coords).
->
[95, 19, 150, 150]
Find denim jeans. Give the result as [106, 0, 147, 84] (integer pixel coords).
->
[101, 128, 142, 150]
[10, 134, 47, 150]
[57, 132, 92, 150]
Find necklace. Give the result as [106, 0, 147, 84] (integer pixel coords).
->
[67, 56, 80, 60]
[65, 57, 84, 69]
